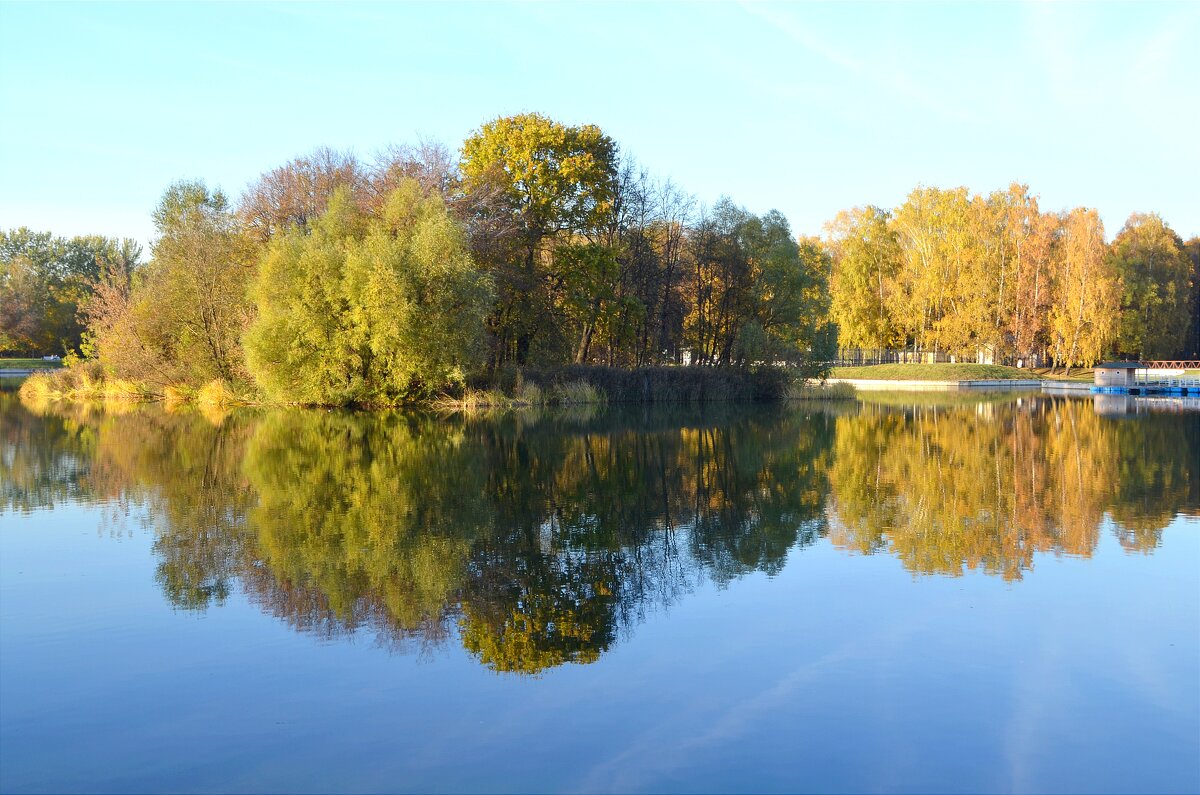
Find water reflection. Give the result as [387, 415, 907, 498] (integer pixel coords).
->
[2, 390, 1197, 673]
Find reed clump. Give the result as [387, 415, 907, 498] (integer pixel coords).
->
[786, 379, 857, 401]
[436, 379, 606, 411]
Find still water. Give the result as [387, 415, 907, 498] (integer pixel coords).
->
[1, 388, 1197, 793]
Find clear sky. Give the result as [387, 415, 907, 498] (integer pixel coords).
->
[1, 1, 1197, 248]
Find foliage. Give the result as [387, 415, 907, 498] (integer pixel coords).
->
[461, 112, 619, 364]
[827, 206, 902, 351]
[827, 184, 1140, 369]
[1048, 208, 1120, 371]
[14, 113, 1194, 403]
[245, 181, 494, 405]
[86, 181, 256, 387]
[0, 229, 141, 355]
[1109, 213, 1193, 359]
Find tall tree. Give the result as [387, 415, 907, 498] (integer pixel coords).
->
[460, 113, 618, 364]
[1048, 208, 1119, 373]
[827, 206, 902, 354]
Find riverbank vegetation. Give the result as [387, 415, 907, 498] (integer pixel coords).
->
[2, 112, 1197, 404]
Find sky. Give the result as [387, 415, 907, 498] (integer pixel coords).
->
[1, 1, 1197, 249]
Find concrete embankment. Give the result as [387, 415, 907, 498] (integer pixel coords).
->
[825, 378, 1115, 393]
[826, 378, 1043, 391]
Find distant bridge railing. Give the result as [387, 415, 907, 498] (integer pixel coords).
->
[1142, 361, 1200, 370]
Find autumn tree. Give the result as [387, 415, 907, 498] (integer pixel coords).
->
[1048, 208, 1119, 373]
[890, 186, 978, 356]
[460, 113, 618, 364]
[82, 182, 254, 386]
[827, 206, 902, 354]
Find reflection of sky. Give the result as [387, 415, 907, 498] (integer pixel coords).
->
[3, 500, 1197, 792]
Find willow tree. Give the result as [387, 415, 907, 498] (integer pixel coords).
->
[244, 180, 493, 405]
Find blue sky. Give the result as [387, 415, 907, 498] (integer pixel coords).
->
[2, 1, 1197, 248]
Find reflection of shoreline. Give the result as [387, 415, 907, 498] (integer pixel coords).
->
[3, 393, 1198, 672]
[1093, 394, 1200, 416]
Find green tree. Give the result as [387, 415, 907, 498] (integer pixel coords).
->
[0, 229, 141, 355]
[1110, 213, 1193, 359]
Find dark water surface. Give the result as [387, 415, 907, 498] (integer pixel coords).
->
[1, 389, 1197, 793]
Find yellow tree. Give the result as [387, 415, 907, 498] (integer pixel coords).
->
[826, 206, 903, 354]
[1048, 208, 1119, 374]
[890, 186, 975, 356]
[460, 113, 618, 364]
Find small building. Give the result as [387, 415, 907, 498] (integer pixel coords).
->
[1094, 362, 1143, 387]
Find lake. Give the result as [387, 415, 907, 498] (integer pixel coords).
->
[1, 388, 1197, 794]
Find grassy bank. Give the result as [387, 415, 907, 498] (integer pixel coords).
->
[0, 358, 64, 370]
[829, 363, 1038, 381]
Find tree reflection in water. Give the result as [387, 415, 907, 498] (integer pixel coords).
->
[3, 390, 1196, 673]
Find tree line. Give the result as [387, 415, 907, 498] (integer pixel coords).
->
[2, 113, 834, 404]
[2, 112, 1196, 402]
[828, 186, 1199, 367]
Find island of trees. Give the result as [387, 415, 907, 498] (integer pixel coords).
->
[3, 112, 1197, 405]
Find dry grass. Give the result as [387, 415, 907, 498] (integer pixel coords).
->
[17, 365, 250, 410]
[19, 364, 154, 403]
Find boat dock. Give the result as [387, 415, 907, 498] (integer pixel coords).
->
[1091, 376, 1200, 395]
[1090, 361, 1200, 395]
